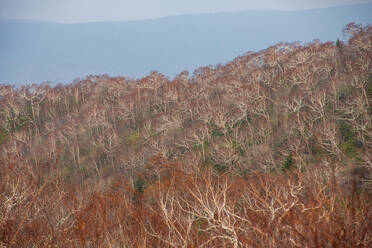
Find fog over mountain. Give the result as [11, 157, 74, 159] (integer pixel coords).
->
[1, 3, 371, 85]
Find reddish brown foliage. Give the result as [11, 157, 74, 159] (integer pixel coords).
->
[0, 24, 371, 247]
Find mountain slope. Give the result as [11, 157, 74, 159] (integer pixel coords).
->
[0, 23, 371, 247]
[1, 3, 372, 84]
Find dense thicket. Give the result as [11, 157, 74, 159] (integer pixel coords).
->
[0, 23, 371, 247]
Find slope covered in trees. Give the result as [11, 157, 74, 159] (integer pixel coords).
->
[0, 23, 371, 247]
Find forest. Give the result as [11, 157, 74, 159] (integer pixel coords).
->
[0, 23, 371, 247]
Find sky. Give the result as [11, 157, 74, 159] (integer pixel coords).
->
[1, 0, 372, 23]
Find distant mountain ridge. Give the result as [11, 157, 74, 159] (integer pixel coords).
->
[1, 3, 371, 85]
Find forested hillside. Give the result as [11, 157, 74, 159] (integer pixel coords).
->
[0, 23, 371, 247]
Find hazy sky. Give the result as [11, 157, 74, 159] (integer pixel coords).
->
[1, 0, 371, 23]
